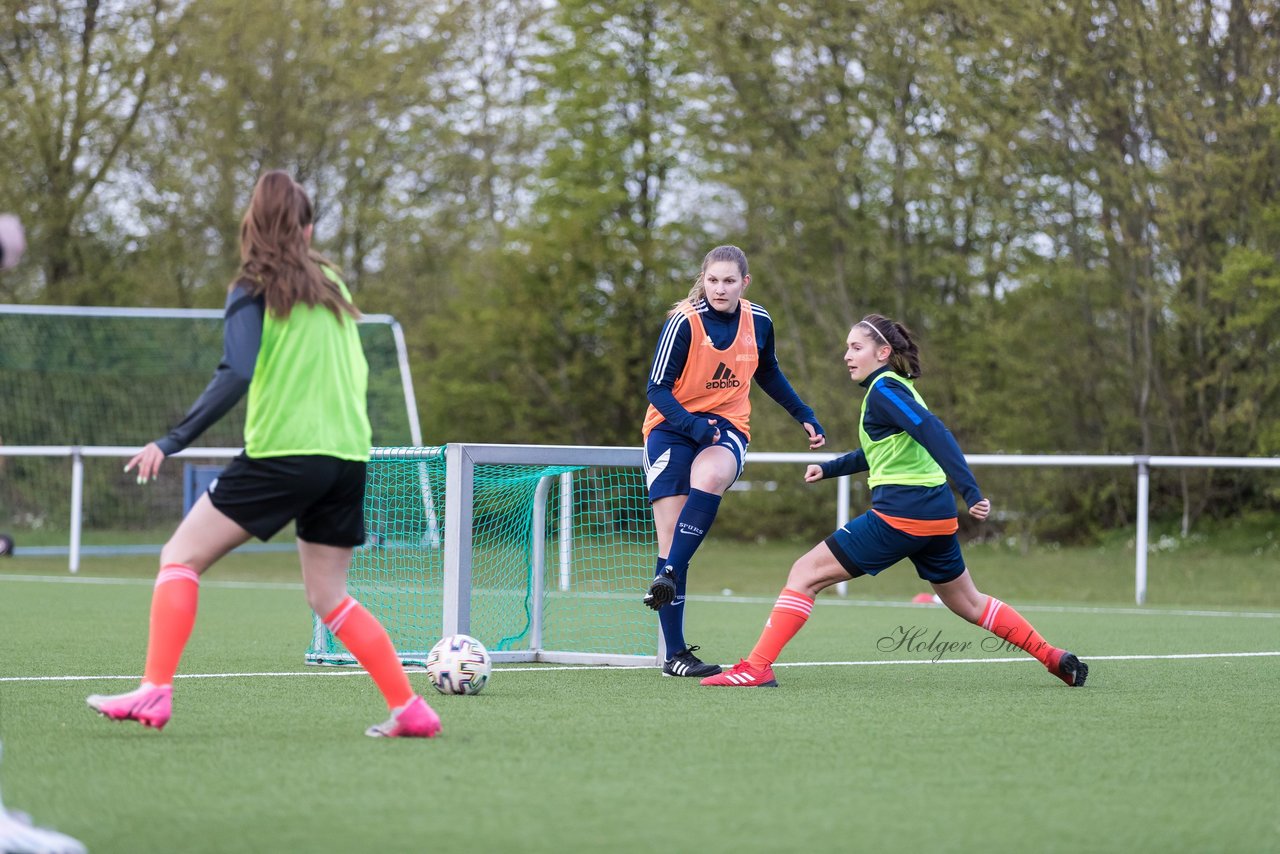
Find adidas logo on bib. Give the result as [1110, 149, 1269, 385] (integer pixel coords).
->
[705, 362, 741, 389]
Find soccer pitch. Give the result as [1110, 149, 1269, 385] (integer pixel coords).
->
[2, 550, 1278, 853]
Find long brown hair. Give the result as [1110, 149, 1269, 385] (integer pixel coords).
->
[234, 170, 358, 322]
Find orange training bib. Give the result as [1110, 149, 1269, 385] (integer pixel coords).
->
[642, 299, 759, 440]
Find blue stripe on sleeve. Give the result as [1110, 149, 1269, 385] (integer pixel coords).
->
[874, 382, 923, 426]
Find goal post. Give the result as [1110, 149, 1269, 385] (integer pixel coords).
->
[0, 304, 435, 561]
[0, 304, 424, 447]
[307, 443, 660, 668]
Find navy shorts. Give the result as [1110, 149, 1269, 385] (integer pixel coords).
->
[824, 510, 966, 584]
[643, 418, 748, 502]
[205, 453, 367, 547]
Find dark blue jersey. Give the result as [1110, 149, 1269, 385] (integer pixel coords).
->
[646, 298, 822, 442]
[820, 367, 982, 521]
[155, 283, 264, 455]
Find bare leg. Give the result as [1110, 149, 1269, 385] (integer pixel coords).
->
[301, 538, 424, 713]
[160, 493, 253, 574]
[647, 445, 740, 666]
[297, 539, 354, 617]
[786, 541, 855, 598]
[650, 495, 686, 558]
[930, 569, 986, 624]
[688, 445, 739, 494]
[90, 496, 251, 718]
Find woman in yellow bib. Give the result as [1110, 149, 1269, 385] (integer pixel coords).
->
[642, 245, 825, 677]
[87, 172, 440, 737]
[702, 314, 1089, 689]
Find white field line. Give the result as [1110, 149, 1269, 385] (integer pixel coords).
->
[3, 573, 1279, 620]
[3, 651, 1278, 683]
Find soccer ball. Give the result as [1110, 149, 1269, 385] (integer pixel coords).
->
[425, 634, 492, 695]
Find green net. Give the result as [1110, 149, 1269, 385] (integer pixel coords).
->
[0, 310, 412, 447]
[307, 447, 657, 664]
[0, 308, 414, 545]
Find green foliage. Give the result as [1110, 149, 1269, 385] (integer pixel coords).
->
[3, 0, 1280, 537]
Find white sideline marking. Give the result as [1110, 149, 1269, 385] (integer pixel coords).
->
[776, 651, 1280, 667]
[3, 650, 1278, 683]
[3, 573, 1280, 620]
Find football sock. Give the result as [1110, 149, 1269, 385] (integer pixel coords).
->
[143, 563, 201, 686]
[662, 488, 721, 578]
[977, 597, 1055, 666]
[746, 588, 814, 669]
[323, 596, 415, 710]
[654, 556, 689, 656]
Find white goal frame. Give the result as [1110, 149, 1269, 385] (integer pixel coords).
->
[440, 443, 653, 665]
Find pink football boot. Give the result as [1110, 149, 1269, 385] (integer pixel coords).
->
[87, 682, 173, 730]
[365, 695, 442, 738]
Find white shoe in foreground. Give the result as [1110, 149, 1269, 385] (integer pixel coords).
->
[0, 807, 87, 854]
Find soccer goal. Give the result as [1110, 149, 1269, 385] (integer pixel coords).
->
[0, 304, 424, 561]
[306, 444, 660, 667]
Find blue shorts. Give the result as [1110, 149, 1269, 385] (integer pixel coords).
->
[643, 418, 748, 502]
[824, 510, 966, 584]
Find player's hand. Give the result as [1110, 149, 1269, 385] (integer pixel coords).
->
[804, 465, 825, 483]
[690, 417, 720, 446]
[803, 423, 825, 450]
[968, 498, 991, 521]
[125, 442, 166, 484]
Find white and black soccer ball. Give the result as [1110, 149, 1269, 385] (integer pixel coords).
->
[425, 634, 491, 695]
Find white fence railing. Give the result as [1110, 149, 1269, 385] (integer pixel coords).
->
[2, 445, 1277, 604]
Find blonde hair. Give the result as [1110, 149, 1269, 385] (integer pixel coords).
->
[668, 245, 749, 317]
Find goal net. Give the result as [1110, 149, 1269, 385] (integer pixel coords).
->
[306, 445, 659, 666]
[0, 305, 420, 551]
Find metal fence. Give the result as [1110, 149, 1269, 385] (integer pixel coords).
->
[2, 444, 1277, 604]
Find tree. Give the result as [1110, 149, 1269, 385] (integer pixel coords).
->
[428, 0, 706, 445]
[0, 0, 184, 303]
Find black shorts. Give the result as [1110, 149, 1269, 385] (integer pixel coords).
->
[206, 453, 367, 547]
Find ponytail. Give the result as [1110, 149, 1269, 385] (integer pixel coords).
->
[858, 314, 922, 379]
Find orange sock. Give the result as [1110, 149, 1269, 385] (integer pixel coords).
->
[979, 597, 1056, 666]
[143, 563, 201, 686]
[323, 597, 414, 710]
[746, 588, 814, 668]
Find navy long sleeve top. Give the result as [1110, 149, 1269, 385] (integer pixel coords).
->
[645, 299, 822, 441]
[819, 367, 982, 520]
[155, 284, 264, 455]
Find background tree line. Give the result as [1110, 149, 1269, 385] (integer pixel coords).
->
[3, 0, 1279, 541]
